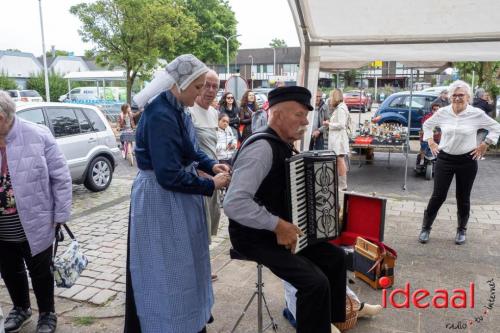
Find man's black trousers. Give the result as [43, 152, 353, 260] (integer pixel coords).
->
[231, 232, 346, 333]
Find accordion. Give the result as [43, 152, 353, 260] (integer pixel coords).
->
[286, 151, 341, 253]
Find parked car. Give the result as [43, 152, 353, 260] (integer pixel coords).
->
[343, 90, 372, 113]
[372, 91, 439, 135]
[422, 85, 449, 94]
[15, 102, 120, 191]
[8, 90, 44, 102]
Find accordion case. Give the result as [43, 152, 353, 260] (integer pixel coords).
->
[353, 237, 397, 289]
[331, 192, 386, 247]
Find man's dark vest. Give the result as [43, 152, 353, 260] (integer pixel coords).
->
[228, 127, 294, 242]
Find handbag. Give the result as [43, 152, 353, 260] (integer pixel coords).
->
[53, 224, 88, 288]
[353, 236, 397, 289]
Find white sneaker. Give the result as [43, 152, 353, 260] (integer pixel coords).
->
[331, 323, 341, 333]
[358, 303, 383, 318]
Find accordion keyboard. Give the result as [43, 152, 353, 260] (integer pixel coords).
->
[289, 158, 308, 253]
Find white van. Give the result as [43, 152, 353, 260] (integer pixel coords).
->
[59, 86, 126, 102]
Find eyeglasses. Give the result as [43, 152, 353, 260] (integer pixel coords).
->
[204, 83, 218, 90]
[451, 94, 466, 100]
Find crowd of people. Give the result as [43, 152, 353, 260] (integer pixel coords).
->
[1, 50, 499, 333]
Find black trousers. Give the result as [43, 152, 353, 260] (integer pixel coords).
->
[0, 241, 55, 313]
[231, 231, 346, 333]
[425, 151, 478, 230]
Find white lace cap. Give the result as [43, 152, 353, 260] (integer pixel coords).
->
[133, 54, 208, 108]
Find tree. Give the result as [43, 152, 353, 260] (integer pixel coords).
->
[455, 61, 500, 95]
[71, 0, 199, 103]
[180, 0, 239, 65]
[343, 69, 359, 87]
[45, 49, 70, 58]
[269, 38, 287, 48]
[26, 72, 67, 102]
[0, 72, 18, 90]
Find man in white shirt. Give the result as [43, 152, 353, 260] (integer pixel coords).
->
[188, 70, 222, 246]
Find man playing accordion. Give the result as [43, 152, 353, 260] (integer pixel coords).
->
[224, 86, 347, 333]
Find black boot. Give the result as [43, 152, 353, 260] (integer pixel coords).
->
[36, 312, 57, 333]
[419, 210, 436, 244]
[455, 214, 468, 245]
[4, 306, 32, 332]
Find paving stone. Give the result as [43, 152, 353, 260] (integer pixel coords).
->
[92, 280, 115, 289]
[58, 284, 86, 298]
[72, 287, 101, 301]
[89, 290, 117, 305]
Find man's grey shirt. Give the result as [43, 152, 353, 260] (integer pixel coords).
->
[223, 140, 279, 231]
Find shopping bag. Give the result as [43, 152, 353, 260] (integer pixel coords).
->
[53, 224, 88, 288]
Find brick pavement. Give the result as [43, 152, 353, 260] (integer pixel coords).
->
[1, 157, 499, 332]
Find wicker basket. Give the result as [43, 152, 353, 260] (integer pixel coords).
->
[334, 295, 359, 332]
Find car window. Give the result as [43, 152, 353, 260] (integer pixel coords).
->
[388, 96, 406, 108]
[83, 108, 107, 132]
[75, 109, 93, 133]
[8, 91, 18, 97]
[17, 108, 46, 126]
[20, 90, 41, 97]
[71, 89, 81, 94]
[46, 108, 81, 137]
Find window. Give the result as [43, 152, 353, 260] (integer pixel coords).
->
[71, 89, 81, 94]
[83, 108, 106, 132]
[46, 108, 80, 137]
[8, 91, 18, 98]
[20, 90, 41, 97]
[17, 108, 46, 126]
[75, 109, 93, 133]
[388, 96, 406, 108]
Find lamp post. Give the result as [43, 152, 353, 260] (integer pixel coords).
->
[249, 55, 254, 89]
[38, 0, 50, 101]
[215, 34, 241, 78]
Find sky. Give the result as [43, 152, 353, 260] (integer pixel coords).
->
[0, 0, 299, 57]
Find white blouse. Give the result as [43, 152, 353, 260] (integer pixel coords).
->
[423, 104, 500, 155]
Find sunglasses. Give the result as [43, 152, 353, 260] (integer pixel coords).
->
[226, 97, 234, 100]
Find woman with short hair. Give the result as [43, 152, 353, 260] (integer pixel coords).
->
[323, 88, 351, 190]
[0, 91, 72, 333]
[419, 80, 500, 245]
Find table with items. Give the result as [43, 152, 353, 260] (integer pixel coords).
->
[349, 121, 409, 167]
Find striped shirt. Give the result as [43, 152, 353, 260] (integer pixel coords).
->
[0, 146, 26, 242]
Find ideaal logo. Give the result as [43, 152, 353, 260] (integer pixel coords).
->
[378, 277, 496, 330]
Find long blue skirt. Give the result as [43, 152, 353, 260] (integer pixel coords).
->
[129, 170, 213, 333]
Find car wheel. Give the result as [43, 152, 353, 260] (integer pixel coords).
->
[84, 156, 113, 192]
[361, 106, 366, 113]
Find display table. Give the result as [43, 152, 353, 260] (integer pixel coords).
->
[349, 136, 408, 167]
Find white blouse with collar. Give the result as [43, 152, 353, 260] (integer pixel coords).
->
[423, 104, 500, 155]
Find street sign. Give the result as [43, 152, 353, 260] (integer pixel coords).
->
[225, 75, 248, 102]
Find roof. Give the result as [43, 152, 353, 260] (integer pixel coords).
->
[15, 101, 101, 111]
[236, 47, 300, 64]
[288, 0, 500, 72]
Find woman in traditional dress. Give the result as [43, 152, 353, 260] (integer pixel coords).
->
[124, 54, 231, 333]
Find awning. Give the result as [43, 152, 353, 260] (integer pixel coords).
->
[64, 70, 126, 81]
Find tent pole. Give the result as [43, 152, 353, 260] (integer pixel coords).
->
[403, 68, 414, 191]
[358, 73, 362, 132]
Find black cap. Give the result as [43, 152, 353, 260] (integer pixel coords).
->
[268, 86, 314, 111]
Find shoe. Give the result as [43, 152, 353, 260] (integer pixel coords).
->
[418, 229, 430, 243]
[36, 312, 57, 333]
[211, 274, 218, 281]
[455, 230, 466, 245]
[331, 323, 341, 333]
[4, 306, 32, 332]
[357, 302, 383, 318]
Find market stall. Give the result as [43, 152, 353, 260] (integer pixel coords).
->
[287, 0, 500, 189]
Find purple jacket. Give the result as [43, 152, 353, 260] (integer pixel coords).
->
[6, 117, 72, 256]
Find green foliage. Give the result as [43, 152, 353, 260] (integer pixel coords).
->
[343, 70, 359, 87]
[269, 38, 287, 48]
[73, 316, 96, 326]
[46, 49, 70, 57]
[26, 72, 67, 102]
[455, 61, 500, 98]
[71, 0, 200, 102]
[181, 0, 239, 64]
[0, 72, 18, 90]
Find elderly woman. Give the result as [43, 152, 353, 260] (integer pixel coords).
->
[323, 88, 351, 190]
[124, 54, 231, 333]
[418, 80, 500, 245]
[0, 91, 72, 333]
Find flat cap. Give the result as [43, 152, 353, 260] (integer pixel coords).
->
[268, 86, 314, 111]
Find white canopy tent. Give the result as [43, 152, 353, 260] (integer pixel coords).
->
[63, 70, 126, 94]
[287, 0, 500, 189]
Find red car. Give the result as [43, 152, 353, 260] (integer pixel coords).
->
[343, 90, 372, 113]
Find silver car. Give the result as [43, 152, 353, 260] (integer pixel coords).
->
[15, 102, 120, 191]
